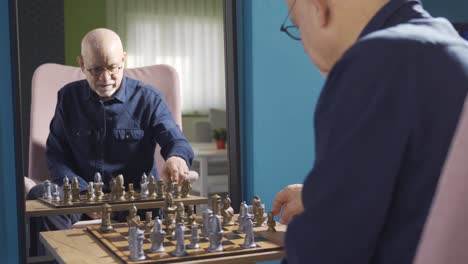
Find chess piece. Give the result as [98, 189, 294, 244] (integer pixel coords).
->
[255, 205, 267, 227]
[201, 208, 213, 237]
[211, 194, 221, 216]
[187, 205, 197, 226]
[252, 195, 261, 217]
[127, 204, 141, 228]
[145, 211, 154, 232]
[71, 177, 81, 202]
[94, 172, 104, 201]
[52, 184, 60, 202]
[140, 173, 149, 198]
[221, 195, 235, 226]
[101, 203, 113, 232]
[166, 217, 176, 237]
[180, 178, 191, 198]
[115, 174, 126, 201]
[267, 211, 276, 232]
[236, 201, 248, 233]
[171, 223, 187, 257]
[173, 182, 181, 199]
[187, 224, 200, 249]
[176, 201, 186, 224]
[109, 177, 116, 200]
[43, 180, 52, 199]
[63, 177, 72, 205]
[207, 214, 224, 252]
[129, 227, 146, 261]
[164, 192, 177, 227]
[148, 174, 157, 199]
[156, 179, 165, 199]
[127, 183, 135, 201]
[87, 182, 96, 202]
[149, 217, 166, 253]
[241, 214, 256, 248]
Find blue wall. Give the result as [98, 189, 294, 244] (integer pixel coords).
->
[423, 0, 468, 22]
[0, 0, 20, 263]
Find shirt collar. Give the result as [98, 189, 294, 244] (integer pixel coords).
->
[359, 0, 423, 39]
[84, 74, 129, 103]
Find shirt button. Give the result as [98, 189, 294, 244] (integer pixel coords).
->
[125, 134, 130, 139]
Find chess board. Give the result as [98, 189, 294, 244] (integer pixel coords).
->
[87, 222, 283, 264]
[38, 194, 165, 208]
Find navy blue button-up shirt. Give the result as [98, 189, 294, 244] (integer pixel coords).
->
[46, 75, 193, 191]
[284, 0, 468, 263]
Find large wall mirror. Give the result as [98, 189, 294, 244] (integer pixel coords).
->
[10, 0, 240, 260]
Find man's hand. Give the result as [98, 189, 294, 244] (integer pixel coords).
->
[86, 212, 102, 219]
[272, 184, 304, 224]
[162, 156, 189, 184]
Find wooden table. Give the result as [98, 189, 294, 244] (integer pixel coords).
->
[39, 217, 286, 264]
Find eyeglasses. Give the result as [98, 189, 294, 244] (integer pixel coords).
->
[86, 64, 123, 76]
[280, 0, 301, 41]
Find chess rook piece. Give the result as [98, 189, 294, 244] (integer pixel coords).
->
[255, 204, 267, 227]
[241, 214, 257, 248]
[149, 217, 166, 253]
[148, 174, 157, 199]
[207, 214, 224, 252]
[222, 195, 235, 226]
[267, 211, 276, 232]
[94, 172, 104, 201]
[187, 205, 197, 226]
[43, 180, 52, 199]
[187, 224, 200, 249]
[156, 179, 165, 199]
[115, 174, 126, 201]
[170, 223, 187, 257]
[176, 201, 186, 224]
[87, 182, 96, 202]
[127, 183, 135, 201]
[71, 177, 81, 203]
[63, 177, 72, 205]
[211, 194, 221, 216]
[52, 184, 60, 202]
[201, 208, 213, 237]
[101, 203, 113, 232]
[180, 178, 191, 198]
[140, 173, 149, 198]
[126, 204, 141, 228]
[129, 227, 146, 261]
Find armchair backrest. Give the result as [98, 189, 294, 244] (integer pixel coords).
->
[28, 63, 181, 182]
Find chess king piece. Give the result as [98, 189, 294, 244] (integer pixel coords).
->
[43, 180, 52, 199]
[187, 205, 197, 226]
[267, 211, 276, 232]
[201, 208, 213, 237]
[156, 179, 165, 199]
[94, 172, 104, 201]
[254, 204, 267, 227]
[87, 182, 96, 202]
[171, 223, 187, 257]
[140, 173, 149, 198]
[63, 177, 72, 205]
[129, 227, 146, 261]
[207, 214, 224, 252]
[187, 224, 200, 249]
[211, 194, 221, 216]
[176, 201, 186, 224]
[127, 183, 135, 201]
[241, 214, 257, 248]
[101, 203, 113, 232]
[150, 217, 166, 253]
[127, 204, 141, 228]
[148, 174, 157, 199]
[52, 184, 60, 202]
[221, 195, 235, 226]
[145, 211, 154, 232]
[180, 178, 191, 198]
[71, 177, 81, 202]
[236, 201, 248, 233]
[115, 174, 126, 201]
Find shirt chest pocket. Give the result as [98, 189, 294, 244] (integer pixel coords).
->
[113, 129, 145, 141]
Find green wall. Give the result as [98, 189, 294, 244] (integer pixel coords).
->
[64, 0, 107, 66]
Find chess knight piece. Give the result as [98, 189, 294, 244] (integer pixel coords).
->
[94, 172, 104, 201]
[43, 180, 52, 199]
[71, 177, 81, 203]
[148, 174, 157, 199]
[149, 217, 166, 253]
[156, 179, 165, 199]
[180, 178, 192, 198]
[170, 223, 187, 257]
[255, 205, 267, 227]
[267, 211, 276, 232]
[115, 174, 126, 201]
[101, 203, 113, 232]
[241, 214, 257, 248]
[211, 194, 221, 216]
[63, 177, 72, 205]
[207, 214, 224, 252]
[127, 204, 141, 228]
[222, 195, 235, 226]
[140, 173, 149, 198]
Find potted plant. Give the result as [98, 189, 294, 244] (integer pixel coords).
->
[213, 128, 227, 149]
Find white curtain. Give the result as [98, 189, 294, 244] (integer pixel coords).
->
[106, 0, 226, 114]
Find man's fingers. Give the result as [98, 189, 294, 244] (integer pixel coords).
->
[272, 189, 288, 216]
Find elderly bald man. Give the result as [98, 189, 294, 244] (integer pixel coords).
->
[27, 28, 193, 255]
[271, 0, 468, 263]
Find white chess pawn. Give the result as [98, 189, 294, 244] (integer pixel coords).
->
[43, 180, 52, 199]
[241, 214, 257, 248]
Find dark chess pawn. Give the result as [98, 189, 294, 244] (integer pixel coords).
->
[170, 223, 187, 257]
[176, 202, 186, 224]
[255, 205, 267, 227]
[166, 217, 176, 237]
[148, 174, 157, 199]
[252, 195, 261, 219]
[180, 178, 191, 198]
[222, 195, 235, 226]
[267, 212, 276, 232]
[71, 177, 81, 203]
[187, 224, 200, 249]
[101, 203, 113, 232]
[156, 179, 165, 199]
[43, 180, 52, 199]
[173, 182, 181, 199]
[63, 177, 72, 205]
[164, 192, 177, 227]
[127, 183, 135, 201]
[187, 205, 197, 226]
[87, 182, 96, 202]
[150, 217, 166, 253]
[145, 211, 154, 232]
[241, 214, 257, 248]
[207, 214, 224, 252]
[127, 204, 141, 228]
[211, 194, 221, 216]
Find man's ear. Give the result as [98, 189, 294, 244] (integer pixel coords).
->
[77, 55, 85, 72]
[312, 0, 331, 28]
[122, 51, 127, 67]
